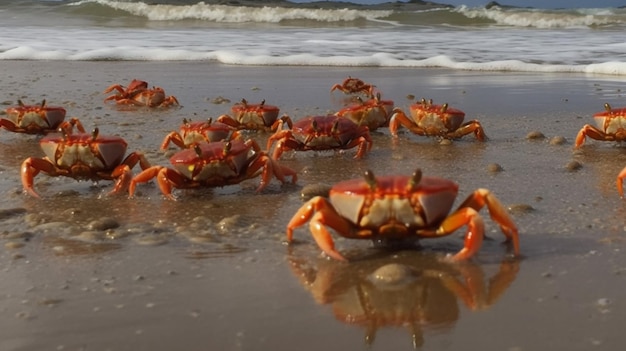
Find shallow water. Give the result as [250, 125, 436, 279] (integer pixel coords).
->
[1, 62, 626, 350]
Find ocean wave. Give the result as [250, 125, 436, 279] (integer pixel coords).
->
[3, 45, 626, 76]
[455, 5, 626, 29]
[69, 0, 394, 22]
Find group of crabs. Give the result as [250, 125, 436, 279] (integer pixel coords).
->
[2, 76, 626, 262]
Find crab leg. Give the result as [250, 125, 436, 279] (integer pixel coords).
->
[435, 207, 485, 260]
[574, 124, 626, 148]
[160, 132, 186, 150]
[287, 196, 354, 262]
[617, 166, 626, 198]
[21, 157, 59, 198]
[447, 120, 487, 141]
[454, 188, 520, 257]
[389, 108, 419, 137]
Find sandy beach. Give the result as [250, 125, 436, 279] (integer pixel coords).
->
[1, 61, 626, 350]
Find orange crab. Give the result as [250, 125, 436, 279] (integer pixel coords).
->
[104, 79, 179, 108]
[1, 99, 84, 135]
[267, 115, 373, 160]
[21, 128, 151, 198]
[575, 103, 626, 148]
[389, 99, 486, 141]
[160, 118, 239, 150]
[330, 76, 376, 98]
[217, 99, 289, 131]
[129, 138, 297, 200]
[335, 93, 394, 131]
[286, 169, 519, 261]
[288, 251, 519, 347]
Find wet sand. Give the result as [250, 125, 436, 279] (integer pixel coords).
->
[1, 61, 626, 350]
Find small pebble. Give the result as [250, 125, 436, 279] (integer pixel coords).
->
[368, 263, 415, 286]
[549, 136, 567, 145]
[566, 160, 583, 172]
[526, 131, 545, 140]
[487, 163, 503, 173]
[507, 203, 535, 215]
[87, 217, 120, 231]
[300, 183, 332, 200]
[439, 139, 453, 146]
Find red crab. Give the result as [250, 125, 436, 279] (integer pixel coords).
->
[160, 117, 239, 150]
[21, 128, 151, 198]
[104, 79, 179, 108]
[335, 93, 394, 131]
[1, 99, 85, 135]
[288, 251, 519, 347]
[286, 168, 519, 261]
[575, 103, 626, 148]
[266, 115, 373, 160]
[330, 76, 376, 98]
[217, 99, 289, 131]
[389, 98, 486, 141]
[129, 138, 298, 200]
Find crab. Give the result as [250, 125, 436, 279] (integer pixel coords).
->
[21, 128, 151, 198]
[330, 76, 376, 98]
[618, 166, 626, 198]
[217, 99, 289, 131]
[575, 103, 626, 148]
[335, 93, 394, 131]
[103, 79, 179, 108]
[129, 138, 298, 200]
[389, 98, 486, 141]
[160, 117, 240, 150]
[288, 251, 519, 347]
[286, 168, 519, 261]
[266, 115, 373, 160]
[1, 99, 85, 135]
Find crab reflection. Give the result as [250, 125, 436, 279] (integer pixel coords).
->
[288, 250, 519, 348]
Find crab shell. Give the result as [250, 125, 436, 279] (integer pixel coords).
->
[125, 79, 149, 94]
[40, 133, 129, 174]
[330, 174, 459, 235]
[230, 100, 280, 127]
[179, 120, 234, 144]
[410, 101, 465, 132]
[4, 102, 67, 133]
[168, 140, 254, 181]
[291, 115, 366, 149]
[336, 96, 394, 130]
[592, 105, 626, 133]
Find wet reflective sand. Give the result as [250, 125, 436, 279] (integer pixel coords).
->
[1, 62, 626, 350]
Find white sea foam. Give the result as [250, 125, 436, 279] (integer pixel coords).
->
[70, 0, 393, 22]
[455, 5, 624, 28]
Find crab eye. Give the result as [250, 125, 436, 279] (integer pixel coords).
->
[605, 103, 612, 112]
[91, 127, 100, 141]
[364, 169, 377, 190]
[311, 119, 319, 132]
[40, 99, 47, 108]
[207, 117, 213, 125]
[241, 98, 248, 106]
[18, 99, 25, 107]
[193, 144, 203, 157]
[441, 103, 448, 113]
[407, 168, 422, 191]
[183, 118, 190, 125]
[223, 141, 232, 155]
[260, 99, 265, 106]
